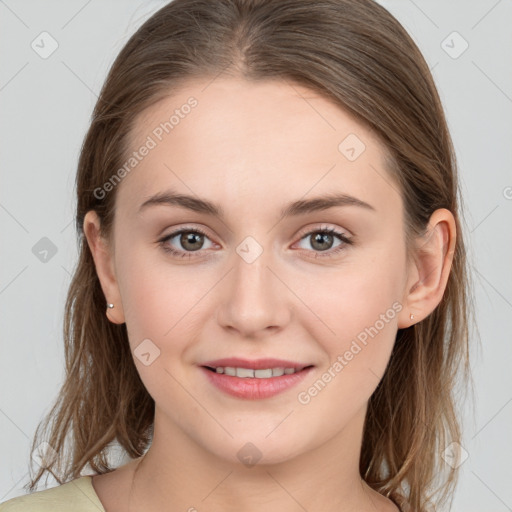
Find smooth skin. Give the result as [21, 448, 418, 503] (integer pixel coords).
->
[84, 77, 456, 512]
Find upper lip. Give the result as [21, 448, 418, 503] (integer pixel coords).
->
[200, 357, 312, 371]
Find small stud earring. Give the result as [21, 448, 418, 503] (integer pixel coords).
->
[107, 303, 114, 309]
[410, 313, 414, 320]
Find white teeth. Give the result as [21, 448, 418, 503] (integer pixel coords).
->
[237, 367, 256, 378]
[212, 366, 300, 378]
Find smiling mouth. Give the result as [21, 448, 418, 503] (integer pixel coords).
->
[203, 365, 314, 378]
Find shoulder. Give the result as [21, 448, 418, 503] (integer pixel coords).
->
[0, 476, 105, 512]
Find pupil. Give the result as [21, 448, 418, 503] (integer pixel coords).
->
[313, 233, 332, 251]
[182, 233, 202, 251]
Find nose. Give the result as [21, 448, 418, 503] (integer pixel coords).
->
[215, 239, 292, 338]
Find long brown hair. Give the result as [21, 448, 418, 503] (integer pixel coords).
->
[25, 1, 475, 510]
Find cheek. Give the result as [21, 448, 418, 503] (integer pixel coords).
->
[299, 244, 404, 372]
[115, 249, 208, 401]
[295, 273, 402, 424]
[116, 245, 212, 352]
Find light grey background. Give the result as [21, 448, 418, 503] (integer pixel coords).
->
[1, 1, 511, 510]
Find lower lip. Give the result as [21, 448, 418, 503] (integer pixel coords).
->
[200, 366, 313, 400]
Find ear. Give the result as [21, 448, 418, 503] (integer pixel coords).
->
[397, 208, 456, 329]
[83, 210, 126, 325]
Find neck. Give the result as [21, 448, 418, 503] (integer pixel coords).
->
[126, 405, 389, 512]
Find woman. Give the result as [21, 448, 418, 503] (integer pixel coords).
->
[0, 0, 473, 511]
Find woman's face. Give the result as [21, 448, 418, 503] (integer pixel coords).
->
[94, 77, 414, 464]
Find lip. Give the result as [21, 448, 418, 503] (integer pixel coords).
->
[199, 360, 314, 400]
[200, 357, 310, 371]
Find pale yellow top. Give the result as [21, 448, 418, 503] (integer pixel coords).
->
[0, 476, 105, 512]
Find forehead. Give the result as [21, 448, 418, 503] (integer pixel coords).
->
[119, 77, 399, 218]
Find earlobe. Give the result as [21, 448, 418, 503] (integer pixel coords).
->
[106, 302, 123, 324]
[83, 210, 126, 324]
[398, 208, 456, 328]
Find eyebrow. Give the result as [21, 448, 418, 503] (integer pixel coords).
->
[138, 189, 376, 219]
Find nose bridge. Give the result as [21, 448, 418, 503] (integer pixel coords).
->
[232, 233, 277, 303]
[217, 233, 290, 334]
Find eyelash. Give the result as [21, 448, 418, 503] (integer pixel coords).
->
[158, 225, 353, 260]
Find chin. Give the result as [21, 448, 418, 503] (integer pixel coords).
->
[196, 427, 310, 468]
